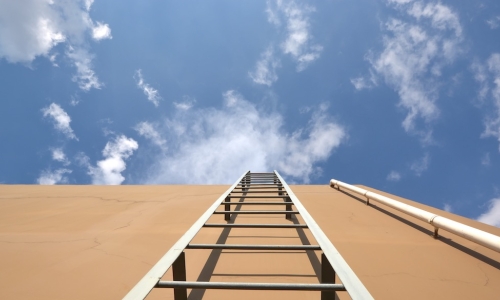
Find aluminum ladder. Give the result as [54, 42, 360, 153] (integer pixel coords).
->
[123, 171, 373, 300]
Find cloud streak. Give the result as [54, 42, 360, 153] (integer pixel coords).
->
[42, 103, 78, 140]
[134, 69, 161, 107]
[139, 90, 345, 184]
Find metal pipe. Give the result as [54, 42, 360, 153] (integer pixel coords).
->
[156, 281, 346, 291]
[186, 244, 321, 250]
[330, 178, 500, 253]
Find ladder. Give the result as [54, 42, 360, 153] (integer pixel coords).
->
[123, 171, 373, 300]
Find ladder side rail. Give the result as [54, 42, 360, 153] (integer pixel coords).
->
[122, 170, 250, 300]
[274, 171, 374, 300]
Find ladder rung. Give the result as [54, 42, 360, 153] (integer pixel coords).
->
[227, 196, 288, 198]
[230, 191, 287, 193]
[186, 244, 321, 250]
[214, 211, 298, 214]
[156, 281, 345, 291]
[238, 184, 279, 186]
[204, 224, 307, 228]
[219, 202, 293, 205]
[233, 187, 282, 189]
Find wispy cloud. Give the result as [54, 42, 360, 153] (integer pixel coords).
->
[471, 59, 490, 104]
[486, 16, 500, 29]
[87, 135, 138, 185]
[249, 46, 280, 86]
[51, 148, 70, 166]
[42, 103, 78, 140]
[138, 90, 345, 184]
[387, 170, 402, 181]
[0, 0, 110, 90]
[477, 198, 500, 227]
[173, 96, 196, 111]
[478, 53, 500, 151]
[134, 122, 167, 150]
[481, 152, 491, 166]
[354, 0, 463, 140]
[410, 152, 430, 176]
[37, 168, 71, 185]
[351, 71, 378, 90]
[134, 69, 161, 107]
[266, 0, 322, 71]
[66, 46, 101, 91]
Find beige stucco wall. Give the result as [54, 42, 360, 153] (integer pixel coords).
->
[0, 184, 499, 299]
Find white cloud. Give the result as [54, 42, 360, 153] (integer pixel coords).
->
[481, 152, 491, 166]
[486, 16, 500, 29]
[407, 2, 462, 37]
[42, 103, 78, 140]
[173, 96, 196, 111]
[387, 0, 413, 4]
[0, 1, 65, 63]
[266, 0, 323, 72]
[0, 0, 110, 90]
[471, 59, 490, 103]
[66, 46, 101, 91]
[249, 46, 280, 86]
[410, 152, 430, 176]
[387, 170, 402, 181]
[443, 203, 452, 212]
[356, 1, 463, 137]
[134, 122, 167, 150]
[88, 135, 138, 185]
[477, 198, 500, 228]
[481, 53, 500, 151]
[92, 22, 112, 41]
[37, 168, 71, 185]
[351, 71, 378, 90]
[84, 0, 95, 11]
[51, 148, 70, 166]
[70, 95, 80, 106]
[134, 69, 161, 107]
[140, 90, 345, 184]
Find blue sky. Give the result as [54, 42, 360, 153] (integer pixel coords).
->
[1, 0, 500, 226]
